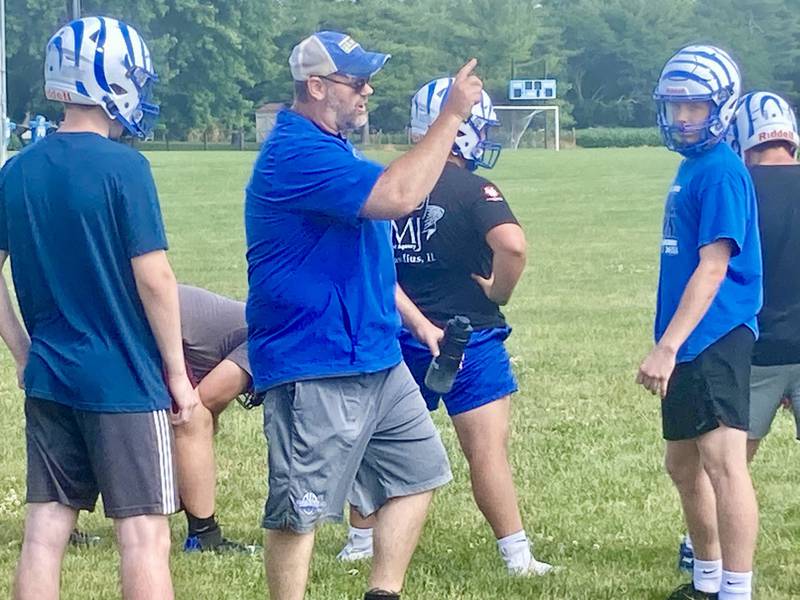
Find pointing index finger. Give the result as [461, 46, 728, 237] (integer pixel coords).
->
[455, 58, 478, 81]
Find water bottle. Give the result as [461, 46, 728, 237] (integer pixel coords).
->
[424, 316, 473, 394]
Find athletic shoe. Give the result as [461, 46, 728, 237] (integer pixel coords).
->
[678, 536, 694, 572]
[183, 526, 260, 555]
[336, 536, 374, 562]
[69, 528, 101, 546]
[509, 557, 557, 576]
[666, 583, 718, 600]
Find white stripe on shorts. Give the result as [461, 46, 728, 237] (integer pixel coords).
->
[153, 410, 176, 514]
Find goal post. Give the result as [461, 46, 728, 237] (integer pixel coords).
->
[492, 105, 560, 151]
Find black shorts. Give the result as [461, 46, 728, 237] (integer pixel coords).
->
[661, 325, 754, 441]
[25, 397, 179, 518]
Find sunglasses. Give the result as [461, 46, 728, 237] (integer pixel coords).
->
[319, 75, 371, 92]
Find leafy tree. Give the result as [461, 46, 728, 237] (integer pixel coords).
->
[4, 0, 800, 134]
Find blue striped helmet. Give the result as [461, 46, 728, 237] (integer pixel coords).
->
[410, 77, 501, 170]
[653, 45, 741, 156]
[44, 17, 159, 139]
[728, 91, 799, 158]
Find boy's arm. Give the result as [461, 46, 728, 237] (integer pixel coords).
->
[471, 223, 527, 306]
[195, 360, 251, 416]
[636, 239, 732, 398]
[0, 251, 29, 389]
[131, 250, 199, 424]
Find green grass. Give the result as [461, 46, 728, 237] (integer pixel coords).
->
[1, 148, 799, 599]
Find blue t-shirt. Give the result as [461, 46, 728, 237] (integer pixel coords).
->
[245, 109, 402, 391]
[655, 142, 762, 363]
[0, 132, 170, 412]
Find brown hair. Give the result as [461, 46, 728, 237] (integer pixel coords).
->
[753, 139, 797, 155]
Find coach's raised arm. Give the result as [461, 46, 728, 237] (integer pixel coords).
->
[361, 58, 484, 219]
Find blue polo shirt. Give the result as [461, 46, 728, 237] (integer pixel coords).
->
[0, 133, 171, 412]
[655, 142, 762, 363]
[245, 109, 402, 391]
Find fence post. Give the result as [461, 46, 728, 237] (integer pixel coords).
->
[203, 130, 208, 151]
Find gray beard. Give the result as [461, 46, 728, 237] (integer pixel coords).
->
[337, 114, 367, 134]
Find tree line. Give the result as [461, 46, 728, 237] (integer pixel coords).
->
[7, 0, 800, 137]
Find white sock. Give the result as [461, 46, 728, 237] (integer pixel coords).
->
[348, 526, 373, 548]
[497, 530, 532, 570]
[693, 558, 722, 593]
[719, 570, 752, 599]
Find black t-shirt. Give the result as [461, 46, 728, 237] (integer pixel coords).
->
[393, 162, 519, 329]
[750, 164, 800, 366]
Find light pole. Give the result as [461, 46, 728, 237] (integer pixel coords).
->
[72, 0, 81, 20]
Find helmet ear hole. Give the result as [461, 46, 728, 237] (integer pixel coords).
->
[110, 83, 127, 95]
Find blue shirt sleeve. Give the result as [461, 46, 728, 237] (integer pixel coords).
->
[696, 174, 749, 257]
[0, 158, 15, 252]
[256, 136, 384, 223]
[115, 156, 168, 258]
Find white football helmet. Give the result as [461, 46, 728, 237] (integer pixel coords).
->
[653, 45, 741, 156]
[44, 17, 159, 139]
[728, 91, 799, 157]
[410, 77, 501, 170]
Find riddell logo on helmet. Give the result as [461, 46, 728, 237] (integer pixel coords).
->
[45, 88, 72, 102]
[758, 130, 793, 142]
[666, 87, 688, 94]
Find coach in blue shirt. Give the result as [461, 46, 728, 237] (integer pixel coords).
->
[245, 31, 484, 600]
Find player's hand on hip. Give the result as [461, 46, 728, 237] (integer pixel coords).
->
[471, 272, 500, 303]
[635, 345, 677, 399]
[168, 374, 200, 426]
[442, 58, 483, 121]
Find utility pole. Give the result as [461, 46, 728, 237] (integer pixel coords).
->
[0, 0, 7, 166]
[72, 0, 81, 20]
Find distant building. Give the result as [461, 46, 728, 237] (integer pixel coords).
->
[255, 103, 286, 143]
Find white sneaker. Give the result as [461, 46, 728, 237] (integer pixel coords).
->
[509, 557, 557, 576]
[336, 537, 373, 562]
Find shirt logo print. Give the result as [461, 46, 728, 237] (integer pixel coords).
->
[662, 184, 681, 256]
[392, 196, 445, 254]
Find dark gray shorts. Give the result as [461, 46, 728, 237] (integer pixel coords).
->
[261, 363, 452, 532]
[749, 364, 800, 440]
[25, 397, 179, 519]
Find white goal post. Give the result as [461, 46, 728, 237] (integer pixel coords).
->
[493, 105, 560, 151]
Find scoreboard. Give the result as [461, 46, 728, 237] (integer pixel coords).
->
[508, 79, 557, 101]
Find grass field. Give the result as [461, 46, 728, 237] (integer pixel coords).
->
[1, 148, 799, 599]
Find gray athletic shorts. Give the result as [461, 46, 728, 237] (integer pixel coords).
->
[25, 397, 180, 518]
[749, 364, 800, 440]
[261, 363, 452, 532]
